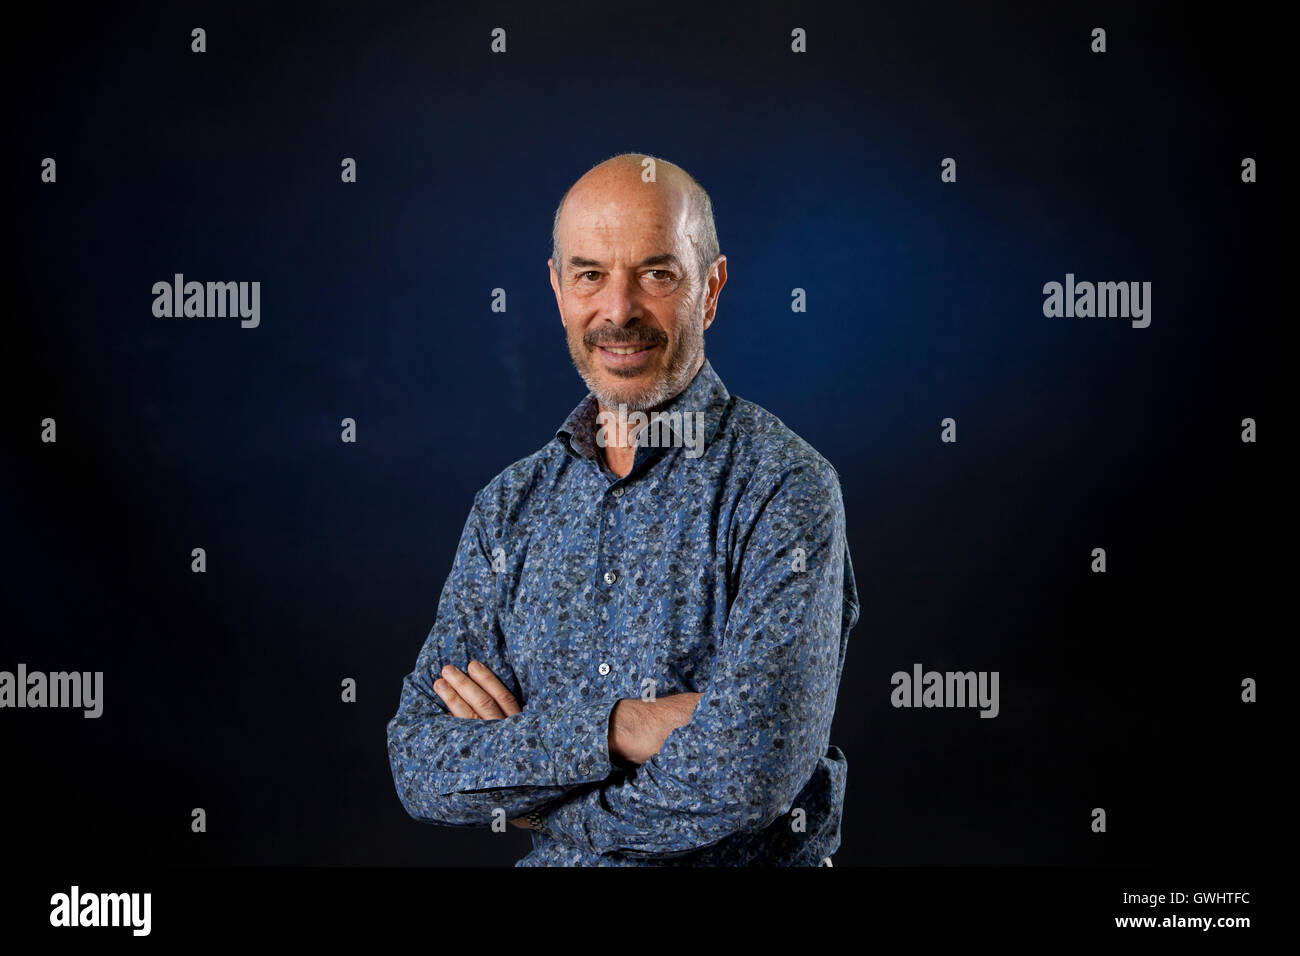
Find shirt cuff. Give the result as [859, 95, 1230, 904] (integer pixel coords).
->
[542, 695, 621, 786]
[537, 780, 603, 852]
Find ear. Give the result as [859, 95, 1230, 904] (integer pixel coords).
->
[702, 256, 728, 331]
[548, 259, 565, 326]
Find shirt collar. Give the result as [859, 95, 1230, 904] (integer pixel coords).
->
[555, 357, 731, 464]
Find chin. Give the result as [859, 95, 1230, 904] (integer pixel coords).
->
[592, 383, 648, 411]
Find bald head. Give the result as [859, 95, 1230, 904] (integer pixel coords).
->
[550, 154, 719, 287]
[546, 153, 729, 413]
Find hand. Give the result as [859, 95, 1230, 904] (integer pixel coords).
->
[433, 660, 521, 719]
[433, 660, 535, 828]
[608, 692, 702, 766]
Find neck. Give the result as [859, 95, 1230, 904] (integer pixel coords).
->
[595, 354, 705, 477]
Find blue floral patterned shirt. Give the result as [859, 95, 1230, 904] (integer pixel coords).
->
[386, 358, 860, 865]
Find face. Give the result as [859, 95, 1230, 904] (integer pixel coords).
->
[549, 175, 726, 412]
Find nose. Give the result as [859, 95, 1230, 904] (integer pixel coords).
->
[595, 272, 641, 326]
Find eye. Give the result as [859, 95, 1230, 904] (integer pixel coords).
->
[645, 270, 673, 281]
[577, 271, 600, 282]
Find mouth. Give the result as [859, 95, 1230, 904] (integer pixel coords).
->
[593, 342, 659, 367]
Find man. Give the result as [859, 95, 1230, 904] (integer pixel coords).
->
[386, 153, 860, 865]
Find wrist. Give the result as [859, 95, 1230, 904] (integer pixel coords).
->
[608, 698, 644, 764]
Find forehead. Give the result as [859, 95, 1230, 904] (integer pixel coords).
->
[559, 181, 689, 254]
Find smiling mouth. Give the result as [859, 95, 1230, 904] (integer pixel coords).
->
[596, 344, 656, 355]
[593, 342, 659, 369]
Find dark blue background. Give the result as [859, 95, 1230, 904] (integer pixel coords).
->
[4, 0, 1281, 866]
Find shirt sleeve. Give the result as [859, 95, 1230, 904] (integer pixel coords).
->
[386, 492, 622, 826]
[539, 458, 857, 858]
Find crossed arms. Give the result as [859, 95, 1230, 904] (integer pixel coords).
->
[430, 659, 702, 828]
[385, 459, 852, 860]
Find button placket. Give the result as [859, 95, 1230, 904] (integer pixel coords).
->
[599, 481, 631, 694]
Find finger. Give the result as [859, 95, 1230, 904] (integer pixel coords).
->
[468, 660, 522, 716]
[433, 677, 478, 719]
[441, 664, 507, 719]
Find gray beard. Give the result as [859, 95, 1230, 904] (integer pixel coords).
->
[573, 292, 706, 412]
[579, 330, 701, 412]
[584, 367, 680, 412]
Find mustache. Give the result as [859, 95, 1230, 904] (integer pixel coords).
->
[585, 330, 667, 348]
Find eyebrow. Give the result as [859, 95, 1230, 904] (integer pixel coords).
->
[567, 253, 682, 270]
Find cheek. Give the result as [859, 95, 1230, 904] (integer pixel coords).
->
[663, 306, 694, 341]
[565, 319, 592, 351]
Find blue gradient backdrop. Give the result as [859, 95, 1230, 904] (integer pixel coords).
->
[4, 0, 1281, 867]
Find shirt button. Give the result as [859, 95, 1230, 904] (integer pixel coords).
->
[604, 570, 617, 585]
[612, 486, 624, 498]
[579, 762, 592, 775]
[598, 662, 611, 676]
